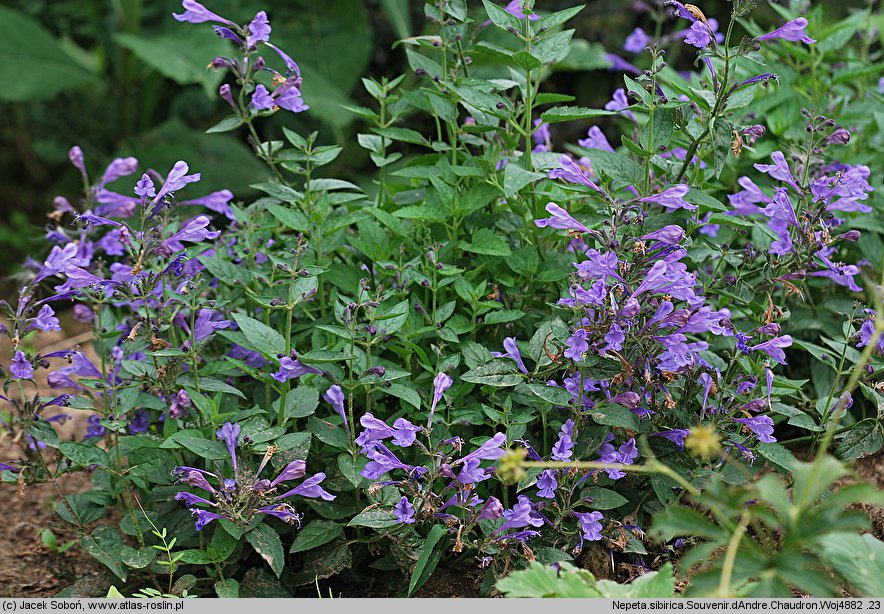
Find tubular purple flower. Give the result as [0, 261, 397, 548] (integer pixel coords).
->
[536, 469, 558, 498]
[684, 21, 713, 48]
[271, 355, 322, 382]
[729, 73, 778, 95]
[551, 419, 574, 461]
[193, 309, 232, 342]
[491, 337, 529, 374]
[535, 203, 593, 234]
[190, 509, 226, 531]
[428, 372, 453, 427]
[640, 225, 685, 246]
[174, 467, 217, 494]
[251, 84, 276, 111]
[564, 328, 589, 361]
[216, 422, 241, 472]
[624, 27, 650, 53]
[323, 385, 348, 432]
[34, 305, 61, 332]
[263, 43, 301, 79]
[275, 85, 309, 113]
[394, 496, 416, 524]
[495, 495, 544, 533]
[548, 155, 603, 193]
[246, 11, 271, 48]
[179, 190, 235, 221]
[651, 429, 690, 451]
[10, 351, 33, 379]
[173, 0, 235, 26]
[157, 216, 220, 256]
[748, 335, 792, 365]
[755, 151, 800, 193]
[175, 491, 216, 508]
[151, 161, 201, 206]
[573, 511, 604, 541]
[69, 146, 87, 178]
[99, 157, 138, 187]
[640, 185, 695, 212]
[455, 433, 508, 465]
[276, 473, 335, 501]
[505, 0, 540, 20]
[757, 17, 815, 45]
[257, 504, 302, 526]
[578, 126, 615, 152]
[270, 460, 307, 488]
[734, 416, 776, 443]
[476, 496, 504, 521]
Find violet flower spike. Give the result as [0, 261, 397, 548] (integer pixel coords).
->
[323, 384, 348, 432]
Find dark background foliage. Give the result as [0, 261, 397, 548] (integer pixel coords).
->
[0, 0, 867, 284]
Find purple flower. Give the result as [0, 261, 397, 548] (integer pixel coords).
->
[624, 28, 650, 53]
[361, 443, 424, 480]
[536, 469, 558, 499]
[476, 497, 504, 521]
[10, 351, 33, 379]
[640, 225, 685, 246]
[575, 249, 621, 282]
[193, 309, 231, 342]
[246, 11, 271, 48]
[69, 146, 87, 178]
[228, 344, 266, 368]
[251, 84, 276, 111]
[169, 389, 192, 419]
[734, 416, 776, 443]
[175, 491, 216, 508]
[491, 337, 529, 374]
[548, 155, 603, 193]
[190, 508, 226, 531]
[99, 157, 138, 187]
[652, 429, 690, 451]
[128, 409, 151, 434]
[156, 216, 219, 256]
[457, 458, 488, 484]
[762, 189, 800, 255]
[564, 328, 589, 361]
[428, 372, 453, 427]
[684, 21, 713, 48]
[757, 18, 815, 45]
[173, 467, 218, 494]
[270, 460, 306, 488]
[535, 203, 592, 234]
[216, 422, 241, 471]
[597, 436, 638, 479]
[85, 414, 106, 439]
[640, 185, 695, 212]
[134, 174, 156, 199]
[456, 433, 508, 465]
[573, 511, 604, 541]
[173, 0, 234, 26]
[496, 495, 544, 533]
[605, 88, 630, 113]
[257, 504, 302, 525]
[323, 385, 348, 432]
[604, 323, 625, 353]
[152, 161, 201, 208]
[748, 335, 792, 365]
[551, 419, 574, 461]
[275, 85, 308, 113]
[395, 496, 416, 524]
[755, 151, 800, 194]
[578, 126, 615, 152]
[180, 190, 235, 221]
[355, 414, 421, 451]
[271, 355, 323, 382]
[505, 0, 540, 20]
[34, 305, 61, 332]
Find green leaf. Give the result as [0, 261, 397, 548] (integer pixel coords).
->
[290, 520, 344, 554]
[266, 203, 310, 232]
[380, 0, 412, 38]
[114, 30, 226, 96]
[273, 386, 320, 421]
[590, 404, 639, 430]
[307, 416, 350, 450]
[232, 313, 286, 357]
[173, 436, 229, 461]
[461, 359, 524, 387]
[597, 564, 675, 598]
[214, 579, 240, 598]
[521, 383, 572, 406]
[541, 106, 616, 123]
[0, 6, 99, 102]
[818, 533, 884, 597]
[583, 486, 629, 510]
[503, 163, 545, 198]
[585, 149, 644, 186]
[245, 523, 285, 578]
[120, 546, 155, 570]
[81, 527, 127, 581]
[483, 309, 526, 324]
[205, 115, 244, 134]
[481, 0, 521, 33]
[348, 507, 399, 529]
[58, 442, 109, 468]
[756, 442, 800, 474]
[459, 228, 512, 257]
[408, 524, 448, 596]
[835, 420, 883, 460]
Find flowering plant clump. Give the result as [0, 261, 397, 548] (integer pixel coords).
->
[1, 0, 883, 599]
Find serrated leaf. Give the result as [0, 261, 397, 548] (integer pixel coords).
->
[232, 313, 286, 357]
[290, 520, 344, 554]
